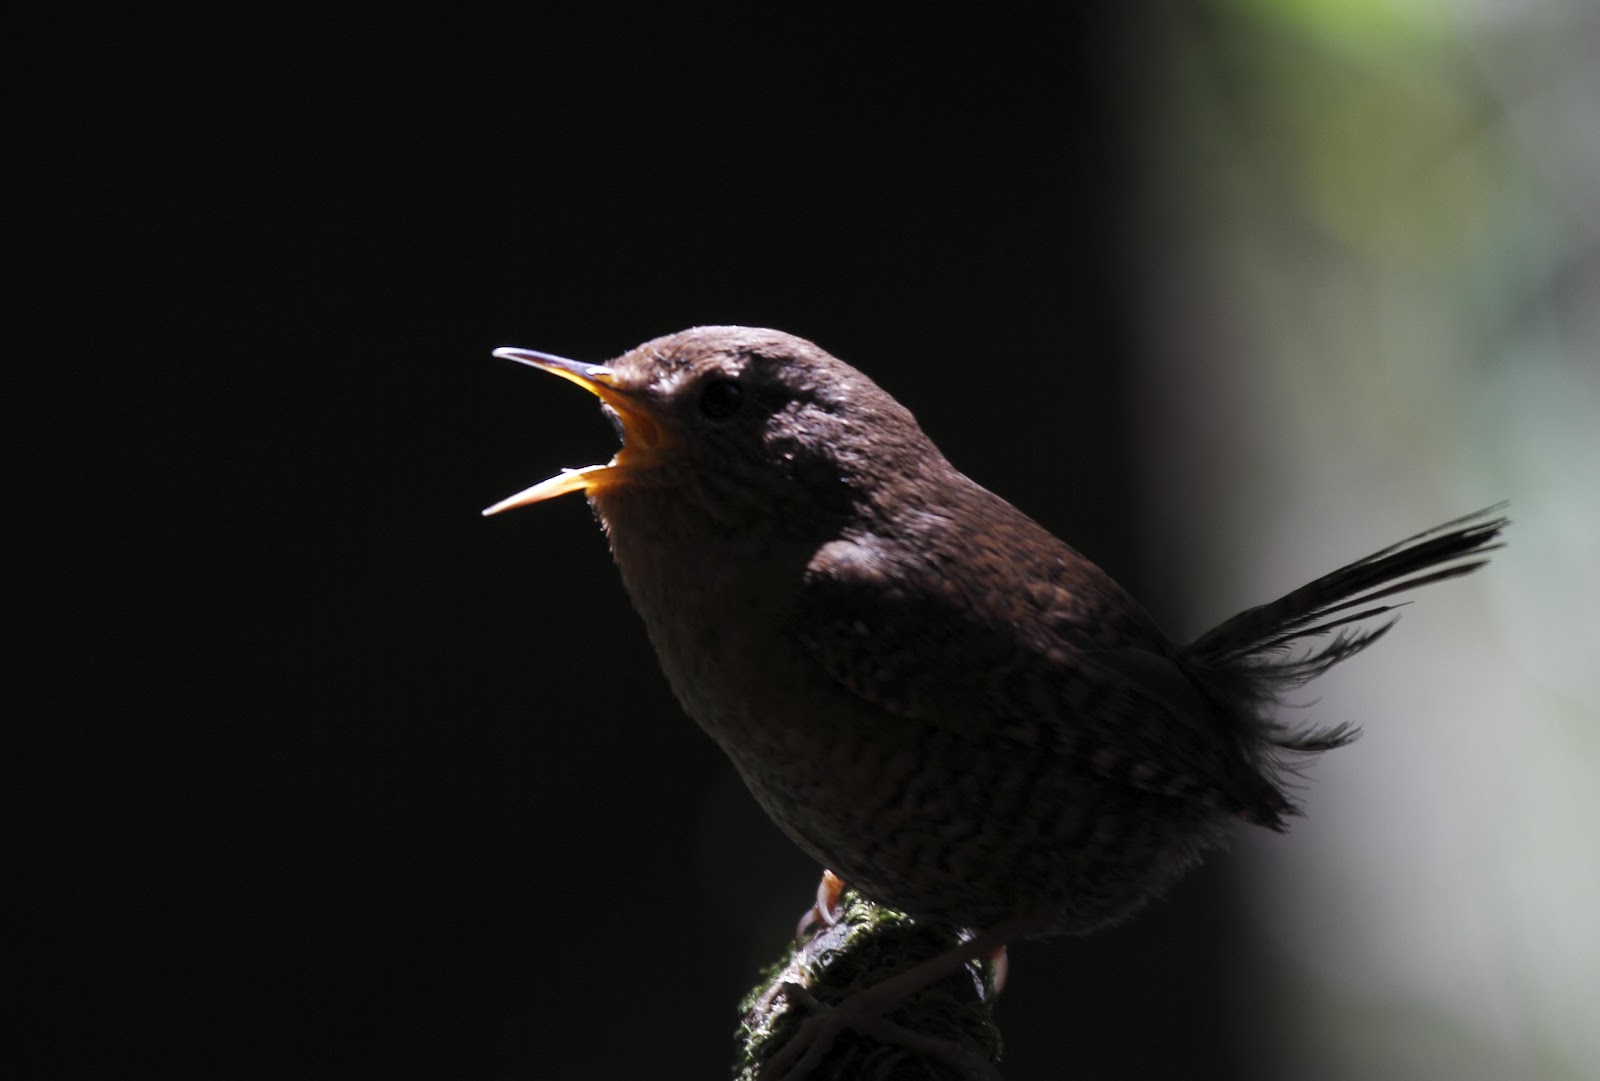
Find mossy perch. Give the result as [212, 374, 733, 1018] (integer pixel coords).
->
[735, 888, 1003, 1080]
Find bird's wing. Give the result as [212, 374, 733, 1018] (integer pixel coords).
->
[792, 535, 1271, 814]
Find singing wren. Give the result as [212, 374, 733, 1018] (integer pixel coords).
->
[484, 324, 1503, 982]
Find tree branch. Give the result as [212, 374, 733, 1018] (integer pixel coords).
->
[735, 889, 1004, 1080]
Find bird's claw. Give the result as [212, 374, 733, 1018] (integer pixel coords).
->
[793, 869, 847, 943]
[761, 980, 1002, 1081]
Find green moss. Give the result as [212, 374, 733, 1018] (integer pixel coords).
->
[735, 890, 1002, 1081]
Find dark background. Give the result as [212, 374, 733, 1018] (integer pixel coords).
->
[23, 10, 1269, 1080]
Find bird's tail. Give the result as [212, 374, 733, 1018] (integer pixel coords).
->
[1183, 504, 1508, 827]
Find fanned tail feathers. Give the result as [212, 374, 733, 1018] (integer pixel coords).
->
[1184, 504, 1508, 827]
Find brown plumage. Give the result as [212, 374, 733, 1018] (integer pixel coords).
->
[485, 326, 1506, 936]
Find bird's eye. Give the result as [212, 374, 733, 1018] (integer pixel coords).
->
[699, 378, 744, 419]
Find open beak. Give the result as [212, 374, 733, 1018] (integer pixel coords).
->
[482, 347, 663, 516]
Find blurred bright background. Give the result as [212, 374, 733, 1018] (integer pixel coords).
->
[1138, 1, 1600, 1077]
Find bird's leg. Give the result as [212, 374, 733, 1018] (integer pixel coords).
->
[763, 915, 1040, 1081]
[793, 869, 847, 942]
[988, 945, 1009, 997]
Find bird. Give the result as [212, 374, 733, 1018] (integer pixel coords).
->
[483, 326, 1504, 1068]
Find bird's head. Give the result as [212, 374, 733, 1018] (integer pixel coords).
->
[483, 327, 944, 532]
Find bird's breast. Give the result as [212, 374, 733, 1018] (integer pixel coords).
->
[589, 485, 836, 753]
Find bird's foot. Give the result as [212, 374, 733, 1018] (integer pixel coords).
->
[758, 919, 1020, 1081]
[793, 869, 847, 943]
[765, 977, 1002, 1081]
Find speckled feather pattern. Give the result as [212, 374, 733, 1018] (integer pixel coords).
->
[557, 327, 1506, 936]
